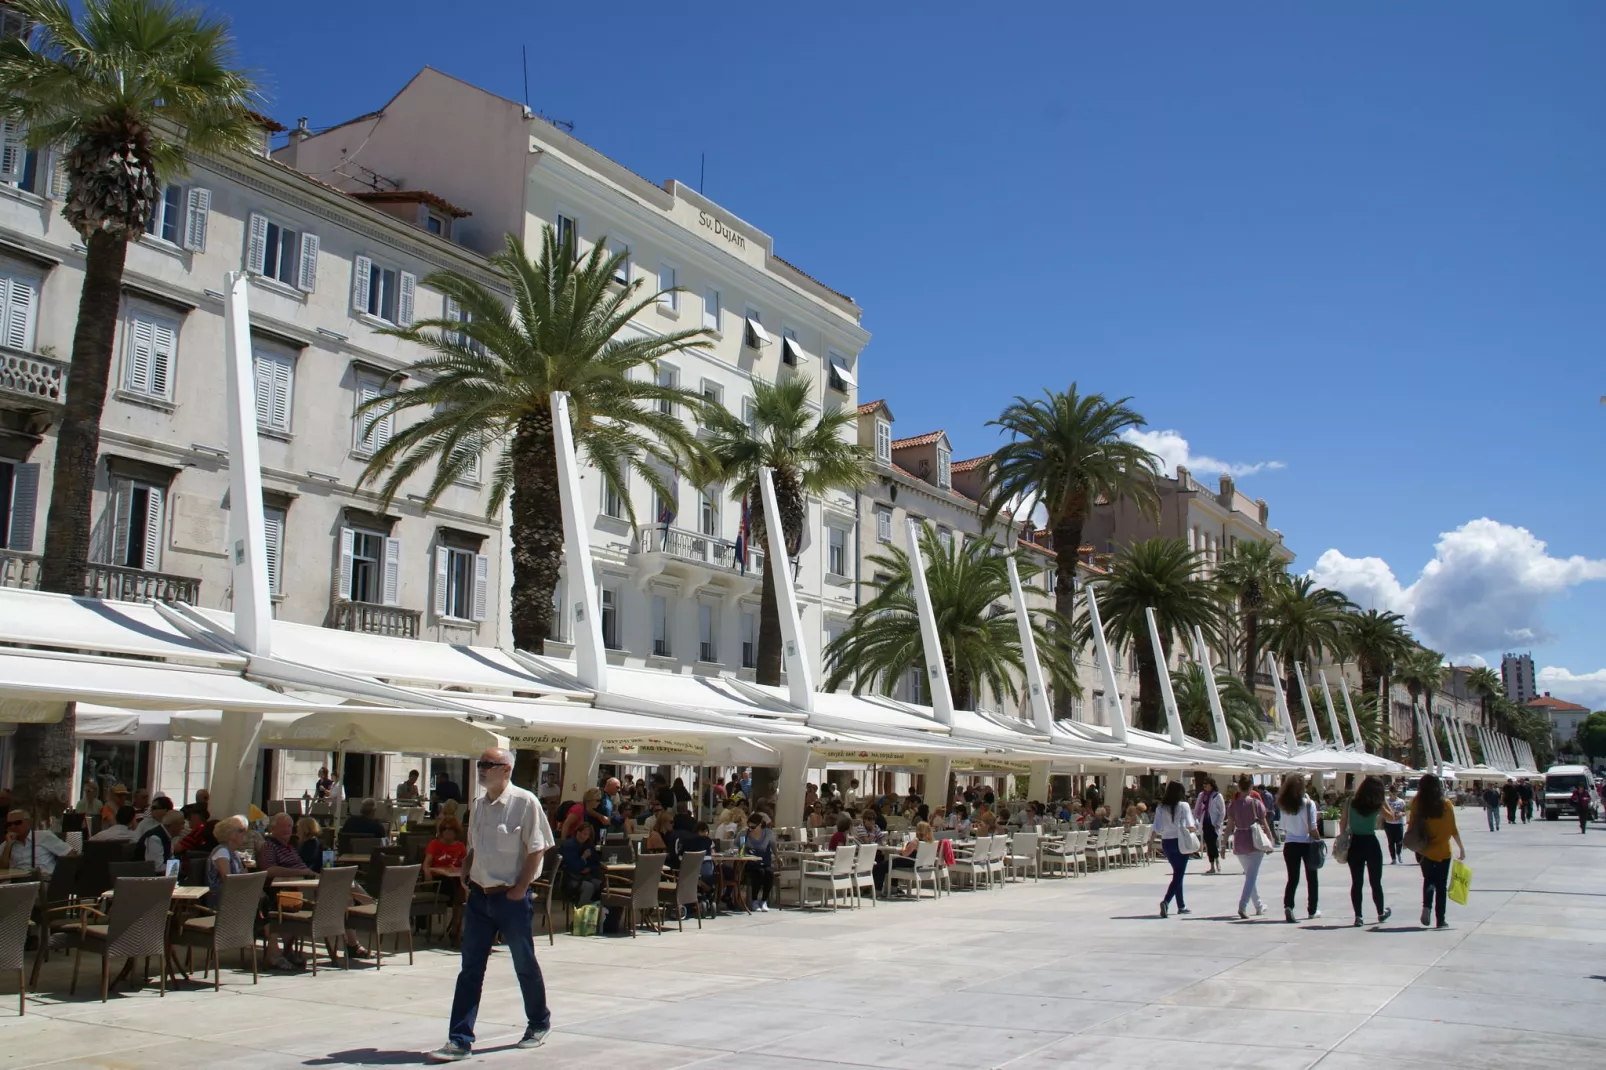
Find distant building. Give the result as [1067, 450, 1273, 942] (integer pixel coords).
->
[1502, 652, 1537, 704]
[1526, 693, 1590, 750]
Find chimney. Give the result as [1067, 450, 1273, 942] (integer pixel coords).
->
[1217, 474, 1235, 506]
[1175, 465, 1190, 490]
[282, 116, 311, 169]
[1256, 498, 1269, 526]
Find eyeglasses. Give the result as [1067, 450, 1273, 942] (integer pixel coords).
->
[4, 820, 23, 827]
[476, 760, 509, 771]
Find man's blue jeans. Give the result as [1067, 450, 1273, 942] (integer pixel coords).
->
[448, 884, 550, 1048]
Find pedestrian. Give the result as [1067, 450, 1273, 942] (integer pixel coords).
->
[428, 747, 554, 1063]
[1501, 781, 1519, 827]
[1518, 780, 1533, 824]
[1481, 784, 1501, 832]
[1342, 776, 1391, 927]
[1224, 773, 1273, 918]
[1277, 774, 1322, 923]
[1382, 785, 1406, 863]
[1406, 773, 1464, 929]
[1154, 780, 1197, 918]
[1571, 784, 1592, 834]
[1195, 778, 1226, 875]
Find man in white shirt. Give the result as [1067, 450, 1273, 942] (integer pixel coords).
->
[132, 796, 174, 838]
[428, 748, 553, 1063]
[1, 810, 76, 877]
[90, 805, 139, 843]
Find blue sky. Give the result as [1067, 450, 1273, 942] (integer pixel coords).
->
[212, 2, 1606, 703]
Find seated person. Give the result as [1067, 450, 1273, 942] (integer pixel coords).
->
[340, 798, 388, 841]
[858, 810, 884, 844]
[826, 813, 856, 850]
[210, 815, 299, 972]
[133, 796, 174, 838]
[89, 805, 139, 843]
[559, 822, 604, 905]
[423, 816, 467, 879]
[175, 811, 214, 855]
[294, 816, 325, 871]
[890, 820, 935, 891]
[643, 810, 675, 856]
[135, 809, 186, 873]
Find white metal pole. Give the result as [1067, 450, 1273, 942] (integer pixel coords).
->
[1292, 662, 1324, 747]
[903, 518, 954, 727]
[1005, 557, 1052, 734]
[1341, 679, 1367, 754]
[758, 468, 815, 713]
[550, 392, 608, 693]
[1144, 608, 1186, 746]
[1266, 654, 1299, 750]
[1084, 586, 1128, 743]
[1317, 671, 1347, 749]
[1190, 626, 1232, 749]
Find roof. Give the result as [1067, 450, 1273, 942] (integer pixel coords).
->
[951, 454, 989, 473]
[351, 189, 472, 218]
[770, 252, 854, 306]
[857, 399, 890, 417]
[890, 430, 946, 450]
[1526, 695, 1589, 713]
[247, 111, 287, 134]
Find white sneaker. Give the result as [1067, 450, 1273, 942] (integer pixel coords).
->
[1254, 902, 1265, 915]
[1308, 909, 1322, 919]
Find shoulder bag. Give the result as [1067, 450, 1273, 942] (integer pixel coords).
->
[1332, 801, 1352, 864]
[1174, 806, 1202, 855]
[1250, 821, 1275, 853]
[1307, 802, 1328, 868]
[1402, 817, 1430, 855]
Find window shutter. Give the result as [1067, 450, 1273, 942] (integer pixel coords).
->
[125, 317, 154, 394]
[111, 482, 132, 566]
[48, 148, 68, 199]
[297, 232, 320, 292]
[268, 353, 292, 430]
[352, 255, 372, 314]
[252, 354, 271, 426]
[245, 212, 269, 274]
[149, 319, 176, 399]
[6, 462, 38, 551]
[263, 509, 284, 595]
[142, 485, 163, 571]
[182, 188, 210, 252]
[382, 537, 401, 606]
[397, 271, 416, 326]
[433, 546, 450, 617]
[337, 527, 355, 601]
[0, 119, 24, 184]
[2, 274, 34, 351]
[471, 553, 488, 621]
[353, 380, 377, 451]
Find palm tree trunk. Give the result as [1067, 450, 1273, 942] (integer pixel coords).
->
[1241, 609, 1259, 689]
[1379, 672, 1391, 758]
[754, 473, 805, 688]
[1135, 635, 1162, 734]
[1050, 513, 1086, 720]
[756, 553, 782, 687]
[19, 231, 131, 816]
[508, 413, 562, 653]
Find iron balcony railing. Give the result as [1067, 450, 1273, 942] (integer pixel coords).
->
[637, 526, 765, 577]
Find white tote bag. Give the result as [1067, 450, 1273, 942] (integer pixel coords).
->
[1174, 806, 1202, 855]
[1250, 822, 1274, 853]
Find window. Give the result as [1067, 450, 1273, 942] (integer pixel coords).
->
[247, 213, 319, 292]
[698, 602, 718, 663]
[1044, 567, 1056, 593]
[937, 446, 952, 490]
[937, 527, 954, 556]
[828, 526, 847, 577]
[252, 345, 295, 432]
[263, 506, 285, 596]
[743, 307, 769, 349]
[699, 490, 719, 537]
[601, 478, 625, 520]
[651, 594, 670, 657]
[876, 508, 892, 543]
[555, 213, 576, 252]
[742, 396, 757, 431]
[0, 8, 29, 39]
[781, 326, 806, 366]
[657, 263, 678, 310]
[0, 459, 40, 552]
[0, 119, 37, 193]
[353, 374, 395, 454]
[339, 527, 399, 605]
[741, 610, 757, 669]
[608, 238, 631, 286]
[98, 479, 165, 571]
[600, 585, 621, 650]
[827, 351, 856, 393]
[874, 419, 891, 464]
[703, 288, 721, 332]
[145, 185, 182, 244]
[444, 297, 483, 355]
[121, 310, 178, 401]
[351, 255, 415, 325]
[434, 544, 488, 621]
[906, 667, 924, 705]
[700, 379, 723, 407]
[656, 363, 678, 415]
[450, 433, 482, 485]
[144, 185, 209, 251]
[0, 266, 39, 351]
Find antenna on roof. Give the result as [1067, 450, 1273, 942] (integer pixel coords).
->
[521, 45, 530, 110]
[699, 152, 705, 194]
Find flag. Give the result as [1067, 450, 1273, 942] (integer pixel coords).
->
[658, 469, 678, 549]
[735, 494, 750, 575]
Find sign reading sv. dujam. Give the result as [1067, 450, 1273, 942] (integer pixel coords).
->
[698, 211, 746, 251]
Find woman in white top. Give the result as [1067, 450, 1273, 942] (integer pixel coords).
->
[1154, 781, 1198, 918]
[1277, 773, 1322, 923]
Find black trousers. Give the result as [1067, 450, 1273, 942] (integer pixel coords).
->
[1283, 841, 1319, 914]
[1420, 856, 1451, 925]
[1347, 833, 1384, 918]
[1202, 820, 1220, 866]
[745, 863, 773, 903]
[1383, 821, 1404, 862]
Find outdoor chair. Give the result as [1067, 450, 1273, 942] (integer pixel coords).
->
[175, 870, 269, 990]
[1006, 832, 1040, 882]
[74, 841, 128, 901]
[1038, 832, 1074, 878]
[108, 861, 155, 881]
[181, 852, 209, 886]
[277, 866, 358, 973]
[799, 845, 856, 910]
[69, 876, 176, 1002]
[852, 843, 878, 907]
[1065, 830, 1090, 876]
[341, 835, 384, 858]
[888, 840, 939, 899]
[660, 853, 705, 932]
[345, 864, 419, 968]
[949, 837, 993, 890]
[1085, 828, 1113, 872]
[1126, 825, 1155, 866]
[0, 882, 39, 1014]
[530, 852, 557, 944]
[602, 853, 666, 936]
[28, 854, 81, 986]
[985, 836, 1009, 888]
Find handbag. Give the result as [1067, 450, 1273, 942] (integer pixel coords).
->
[1174, 806, 1202, 855]
[1402, 820, 1429, 855]
[1332, 829, 1351, 866]
[1448, 859, 1472, 906]
[1306, 802, 1327, 868]
[571, 902, 601, 937]
[1250, 822, 1274, 853]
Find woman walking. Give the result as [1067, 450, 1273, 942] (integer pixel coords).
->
[1408, 774, 1464, 929]
[1195, 778, 1226, 875]
[1224, 774, 1273, 918]
[1342, 776, 1392, 927]
[1382, 785, 1406, 864]
[1154, 781, 1198, 918]
[1277, 774, 1322, 923]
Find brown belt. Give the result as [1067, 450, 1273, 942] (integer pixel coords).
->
[470, 881, 509, 895]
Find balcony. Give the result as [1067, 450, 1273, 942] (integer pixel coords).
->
[631, 526, 764, 596]
[0, 350, 67, 408]
[330, 599, 421, 638]
[0, 551, 201, 604]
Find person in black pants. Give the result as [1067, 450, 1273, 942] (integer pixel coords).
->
[1382, 786, 1406, 864]
[1277, 774, 1321, 922]
[1342, 776, 1391, 926]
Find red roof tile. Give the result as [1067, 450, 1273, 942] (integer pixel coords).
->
[951, 454, 989, 473]
[352, 189, 473, 218]
[857, 399, 888, 416]
[890, 430, 946, 450]
[1525, 695, 1589, 712]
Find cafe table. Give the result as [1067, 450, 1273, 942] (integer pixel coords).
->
[99, 883, 209, 985]
[0, 868, 38, 882]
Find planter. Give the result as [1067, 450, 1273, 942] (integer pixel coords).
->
[1320, 819, 1339, 839]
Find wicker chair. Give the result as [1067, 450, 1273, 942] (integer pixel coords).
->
[108, 861, 155, 881]
[345, 863, 418, 968]
[277, 866, 358, 974]
[659, 854, 705, 932]
[602, 853, 666, 936]
[28, 853, 82, 986]
[70, 876, 176, 1002]
[530, 852, 558, 945]
[74, 840, 128, 901]
[175, 871, 269, 990]
[0, 882, 40, 1014]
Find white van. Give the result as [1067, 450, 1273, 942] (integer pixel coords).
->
[1542, 765, 1599, 821]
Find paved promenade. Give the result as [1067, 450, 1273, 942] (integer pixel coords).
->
[2, 808, 1599, 1068]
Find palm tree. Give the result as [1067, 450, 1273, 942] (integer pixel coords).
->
[1343, 688, 1383, 752]
[1170, 662, 1267, 743]
[1074, 538, 1226, 734]
[1216, 540, 1288, 687]
[360, 230, 712, 651]
[979, 385, 1162, 718]
[0, 0, 258, 813]
[823, 526, 1077, 709]
[1342, 608, 1414, 754]
[1395, 648, 1446, 769]
[1466, 665, 1505, 734]
[1261, 577, 1352, 685]
[703, 376, 867, 685]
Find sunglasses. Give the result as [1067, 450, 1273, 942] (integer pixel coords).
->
[5, 820, 23, 827]
[476, 760, 509, 770]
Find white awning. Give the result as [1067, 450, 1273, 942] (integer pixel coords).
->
[0, 650, 363, 714]
[781, 336, 808, 364]
[745, 317, 771, 347]
[828, 353, 857, 387]
[0, 588, 241, 666]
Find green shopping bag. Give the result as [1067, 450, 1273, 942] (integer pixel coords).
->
[572, 903, 601, 937]
[1448, 859, 1472, 906]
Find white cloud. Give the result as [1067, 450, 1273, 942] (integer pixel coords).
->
[1120, 429, 1285, 480]
[1538, 667, 1606, 711]
[1309, 518, 1606, 655]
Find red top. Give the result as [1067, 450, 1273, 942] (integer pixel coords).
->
[425, 839, 467, 870]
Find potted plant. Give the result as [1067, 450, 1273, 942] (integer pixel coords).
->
[1319, 806, 1342, 839]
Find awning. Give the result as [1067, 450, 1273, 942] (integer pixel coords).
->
[0, 650, 368, 714]
[781, 336, 808, 364]
[828, 353, 857, 388]
[0, 588, 241, 667]
[745, 317, 770, 348]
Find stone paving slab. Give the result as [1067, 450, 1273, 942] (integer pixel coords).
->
[1, 809, 1600, 1067]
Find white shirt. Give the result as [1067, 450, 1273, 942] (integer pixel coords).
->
[89, 824, 137, 843]
[1280, 799, 1319, 843]
[6, 830, 73, 876]
[467, 782, 553, 889]
[1153, 802, 1197, 841]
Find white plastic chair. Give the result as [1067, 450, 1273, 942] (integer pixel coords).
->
[985, 835, 1008, 888]
[799, 846, 856, 910]
[948, 837, 991, 890]
[1007, 832, 1040, 882]
[852, 843, 878, 908]
[888, 840, 939, 899]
